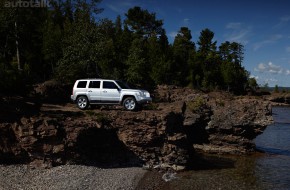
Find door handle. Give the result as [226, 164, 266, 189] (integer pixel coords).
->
[103, 90, 107, 93]
[88, 90, 92, 92]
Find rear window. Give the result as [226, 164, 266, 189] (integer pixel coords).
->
[89, 81, 100, 88]
[77, 81, 87, 88]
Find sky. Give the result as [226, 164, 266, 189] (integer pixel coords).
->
[97, 0, 290, 87]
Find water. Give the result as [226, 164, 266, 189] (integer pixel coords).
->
[137, 106, 290, 190]
[254, 106, 290, 189]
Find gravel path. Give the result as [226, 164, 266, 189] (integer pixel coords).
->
[0, 165, 146, 190]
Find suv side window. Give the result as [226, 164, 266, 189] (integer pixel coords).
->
[103, 81, 118, 89]
[89, 81, 100, 88]
[77, 81, 87, 88]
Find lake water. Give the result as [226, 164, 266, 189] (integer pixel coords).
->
[254, 106, 290, 190]
[137, 106, 290, 190]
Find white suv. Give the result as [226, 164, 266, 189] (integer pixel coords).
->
[71, 79, 152, 110]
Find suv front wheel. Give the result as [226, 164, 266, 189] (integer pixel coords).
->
[123, 97, 137, 111]
[77, 96, 89, 110]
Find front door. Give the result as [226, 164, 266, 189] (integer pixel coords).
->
[101, 81, 121, 103]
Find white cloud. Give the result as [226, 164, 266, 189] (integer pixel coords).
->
[286, 47, 290, 53]
[255, 62, 283, 74]
[265, 78, 279, 84]
[257, 63, 267, 71]
[224, 22, 251, 45]
[253, 34, 283, 51]
[169, 31, 177, 38]
[286, 70, 290, 75]
[281, 16, 290, 22]
[226, 22, 242, 29]
[107, 4, 123, 13]
[250, 75, 259, 80]
[183, 18, 190, 25]
[274, 15, 290, 28]
[106, 1, 133, 14]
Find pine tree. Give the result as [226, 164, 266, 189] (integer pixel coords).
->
[172, 27, 195, 86]
[125, 6, 163, 38]
[125, 38, 147, 86]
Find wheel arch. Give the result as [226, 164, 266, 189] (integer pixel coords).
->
[76, 94, 89, 101]
[121, 95, 136, 104]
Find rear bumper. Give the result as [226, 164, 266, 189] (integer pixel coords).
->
[70, 95, 76, 102]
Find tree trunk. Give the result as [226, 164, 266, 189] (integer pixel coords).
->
[15, 21, 21, 71]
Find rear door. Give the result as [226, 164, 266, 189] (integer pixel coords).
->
[87, 80, 101, 103]
[101, 81, 121, 103]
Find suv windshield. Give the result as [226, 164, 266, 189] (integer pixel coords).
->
[116, 81, 131, 89]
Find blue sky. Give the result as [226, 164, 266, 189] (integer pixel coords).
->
[98, 0, 290, 87]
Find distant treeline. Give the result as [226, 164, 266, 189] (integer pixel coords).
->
[270, 86, 290, 93]
[0, 0, 258, 94]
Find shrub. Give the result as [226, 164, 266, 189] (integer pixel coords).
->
[187, 96, 206, 113]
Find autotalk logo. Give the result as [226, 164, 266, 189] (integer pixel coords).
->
[4, 0, 50, 8]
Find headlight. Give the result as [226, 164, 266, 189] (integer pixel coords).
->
[144, 92, 150, 97]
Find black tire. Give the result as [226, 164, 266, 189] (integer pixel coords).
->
[76, 96, 89, 110]
[123, 97, 137, 111]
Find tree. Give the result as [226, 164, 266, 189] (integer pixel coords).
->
[55, 0, 104, 83]
[274, 85, 279, 93]
[125, 6, 163, 38]
[248, 77, 258, 90]
[172, 27, 195, 86]
[196, 28, 220, 89]
[0, 1, 48, 93]
[125, 38, 147, 85]
[220, 41, 244, 65]
[42, 15, 62, 78]
[218, 41, 247, 93]
[147, 33, 171, 85]
[197, 28, 217, 57]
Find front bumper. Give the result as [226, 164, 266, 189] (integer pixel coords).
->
[137, 97, 152, 104]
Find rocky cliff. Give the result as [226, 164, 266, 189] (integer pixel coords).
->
[264, 92, 290, 105]
[0, 86, 273, 170]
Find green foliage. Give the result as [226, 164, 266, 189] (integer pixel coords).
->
[197, 28, 217, 57]
[125, 6, 163, 37]
[0, 62, 29, 94]
[147, 33, 171, 85]
[55, 20, 103, 83]
[0, 2, 252, 95]
[248, 77, 258, 90]
[274, 85, 279, 93]
[125, 38, 147, 84]
[187, 97, 206, 113]
[172, 27, 195, 86]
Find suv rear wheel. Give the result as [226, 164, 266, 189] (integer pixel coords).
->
[77, 96, 89, 110]
[123, 97, 137, 111]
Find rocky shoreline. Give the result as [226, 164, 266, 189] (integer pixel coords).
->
[0, 85, 280, 189]
[0, 86, 274, 172]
